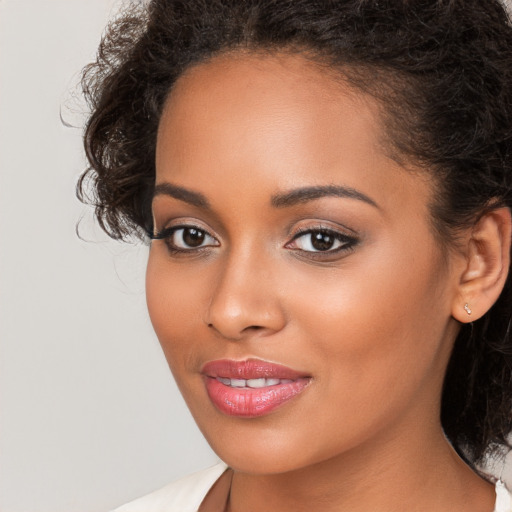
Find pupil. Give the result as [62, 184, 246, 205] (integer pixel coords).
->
[183, 228, 205, 247]
[311, 232, 334, 251]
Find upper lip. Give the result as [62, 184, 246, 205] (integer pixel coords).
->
[201, 358, 309, 380]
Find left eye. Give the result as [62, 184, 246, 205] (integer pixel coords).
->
[152, 226, 219, 252]
[288, 230, 355, 252]
[171, 227, 216, 249]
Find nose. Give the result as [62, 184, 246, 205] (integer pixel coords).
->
[205, 247, 286, 341]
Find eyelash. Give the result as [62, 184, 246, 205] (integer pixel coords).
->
[151, 224, 358, 258]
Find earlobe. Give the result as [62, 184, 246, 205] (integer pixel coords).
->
[452, 207, 511, 323]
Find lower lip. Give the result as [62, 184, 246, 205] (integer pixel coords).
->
[204, 377, 310, 418]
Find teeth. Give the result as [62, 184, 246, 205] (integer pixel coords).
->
[246, 378, 266, 388]
[216, 377, 294, 388]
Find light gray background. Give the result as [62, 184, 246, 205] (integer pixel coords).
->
[1, 1, 511, 511]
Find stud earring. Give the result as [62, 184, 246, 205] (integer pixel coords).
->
[464, 303, 472, 316]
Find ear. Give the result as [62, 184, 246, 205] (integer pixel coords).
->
[452, 207, 511, 323]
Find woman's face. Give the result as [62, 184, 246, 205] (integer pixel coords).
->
[147, 53, 462, 473]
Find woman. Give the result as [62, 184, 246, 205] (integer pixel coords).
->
[79, 1, 512, 510]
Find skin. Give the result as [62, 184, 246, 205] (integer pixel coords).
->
[146, 53, 497, 511]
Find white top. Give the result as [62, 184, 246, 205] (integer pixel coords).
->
[111, 462, 512, 512]
[111, 463, 228, 512]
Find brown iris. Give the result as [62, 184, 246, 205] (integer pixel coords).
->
[311, 232, 336, 251]
[182, 228, 206, 247]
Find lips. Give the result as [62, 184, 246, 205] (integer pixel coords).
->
[202, 359, 311, 418]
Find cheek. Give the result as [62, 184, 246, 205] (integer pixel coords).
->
[145, 250, 207, 373]
[284, 239, 451, 408]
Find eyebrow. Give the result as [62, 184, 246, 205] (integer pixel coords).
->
[271, 185, 379, 209]
[153, 183, 210, 208]
[153, 182, 379, 210]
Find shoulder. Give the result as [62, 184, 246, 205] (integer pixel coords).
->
[111, 462, 229, 512]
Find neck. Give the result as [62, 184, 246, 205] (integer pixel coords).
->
[227, 416, 494, 512]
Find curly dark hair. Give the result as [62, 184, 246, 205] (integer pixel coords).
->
[78, 0, 512, 466]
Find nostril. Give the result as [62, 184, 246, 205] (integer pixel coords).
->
[244, 325, 263, 331]
[207, 322, 264, 337]
[207, 323, 262, 331]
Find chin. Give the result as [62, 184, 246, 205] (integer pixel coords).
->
[212, 441, 311, 475]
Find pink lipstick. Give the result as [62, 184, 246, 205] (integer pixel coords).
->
[202, 359, 311, 418]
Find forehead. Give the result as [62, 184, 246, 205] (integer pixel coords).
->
[155, 51, 431, 220]
[167, 51, 359, 110]
[160, 51, 381, 136]
[158, 53, 386, 174]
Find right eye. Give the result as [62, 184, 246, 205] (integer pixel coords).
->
[151, 225, 219, 253]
